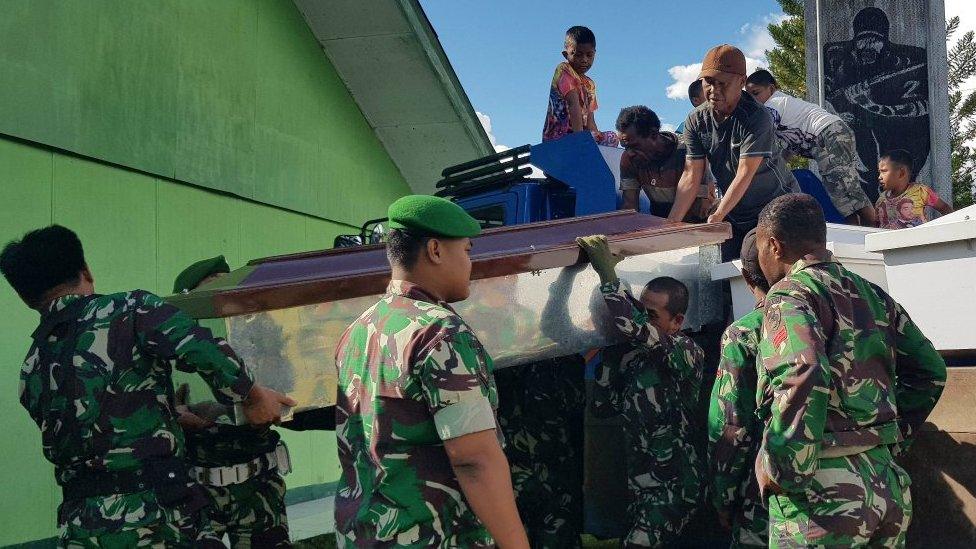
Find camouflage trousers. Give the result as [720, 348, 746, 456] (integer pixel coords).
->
[495, 357, 586, 549]
[198, 472, 291, 548]
[811, 120, 873, 218]
[622, 439, 703, 548]
[768, 445, 912, 548]
[730, 476, 768, 548]
[58, 489, 200, 548]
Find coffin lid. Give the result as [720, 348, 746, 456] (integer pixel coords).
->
[167, 211, 731, 319]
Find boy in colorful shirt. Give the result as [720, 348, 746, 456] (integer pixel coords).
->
[876, 149, 953, 229]
[578, 235, 705, 547]
[543, 26, 617, 146]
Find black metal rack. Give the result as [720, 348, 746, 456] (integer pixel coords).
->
[434, 144, 534, 198]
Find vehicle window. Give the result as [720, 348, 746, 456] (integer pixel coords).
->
[466, 204, 507, 229]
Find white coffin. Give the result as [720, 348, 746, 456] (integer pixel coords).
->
[864, 205, 976, 352]
[713, 223, 888, 321]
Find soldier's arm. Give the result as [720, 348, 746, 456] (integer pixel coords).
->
[758, 290, 830, 494]
[132, 290, 253, 404]
[417, 328, 528, 548]
[708, 323, 760, 513]
[599, 279, 674, 353]
[891, 301, 947, 450]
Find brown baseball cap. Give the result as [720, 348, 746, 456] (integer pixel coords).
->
[699, 44, 747, 78]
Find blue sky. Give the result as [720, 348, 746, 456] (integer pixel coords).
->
[420, 0, 785, 149]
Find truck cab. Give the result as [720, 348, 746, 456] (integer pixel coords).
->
[437, 131, 648, 227]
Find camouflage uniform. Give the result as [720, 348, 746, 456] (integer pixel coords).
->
[594, 280, 706, 547]
[808, 120, 873, 218]
[186, 418, 290, 547]
[758, 253, 947, 547]
[495, 356, 585, 549]
[19, 291, 254, 548]
[334, 280, 500, 548]
[707, 307, 769, 548]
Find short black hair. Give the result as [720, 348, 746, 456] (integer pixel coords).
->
[0, 225, 87, 306]
[747, 69, 778, 87]
[688, 79, 704, 100]
[616, 106, 661, 138]
[565, 26, 596, 47]
[741, 264, 771, 293]
[386, 229, 430, 269]
[758, 194, 827, 251]
[880, 149, 914, 176]
[642, 276, 690, 317]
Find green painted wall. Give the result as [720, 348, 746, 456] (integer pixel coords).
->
[0, 137, 352, 546]
[0, 2, 415, 545]
[0, 0, 408, 225]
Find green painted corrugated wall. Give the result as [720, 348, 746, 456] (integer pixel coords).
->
[0, 1, 413, 545]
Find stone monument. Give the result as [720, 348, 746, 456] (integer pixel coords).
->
[805, 0, 951, 204]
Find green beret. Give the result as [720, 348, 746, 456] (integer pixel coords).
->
[173, 255, 230, 293]
[387, 195, 481, 238]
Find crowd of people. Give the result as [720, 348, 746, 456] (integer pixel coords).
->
[0, 22, 955, 549]
[547, 26, 953, 240]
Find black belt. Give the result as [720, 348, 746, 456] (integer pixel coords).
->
[61, 468, 154, 500]
[61, 459, 194, 507]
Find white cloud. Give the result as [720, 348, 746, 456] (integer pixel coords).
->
[476, 111, 544, 177]
[661, 123, 676, 132]
[476, 111, 498, 149]
[665, 12, 783, 100]
[741, 13, 789, 59]
[665, 56, 767, 100]
[946, 0, 976, 33]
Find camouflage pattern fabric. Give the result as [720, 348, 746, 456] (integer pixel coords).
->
[334, 280, 500, 548]
[183, 408, 289, 547]
[594, 280, 706, 547]
[495, 356, 585, 549]
[758, 253, 946, 544]
[707, 307, 769, 548]
[768, 445, 911, 548]
[184, 418, 281, 468]
[809, 120, 873, 218]
[198, 473, 291, 548]
[18, 291, 254, 546]
[58, 490, 201, 548]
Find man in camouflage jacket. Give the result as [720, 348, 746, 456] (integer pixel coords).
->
[754, 194, 946, 547]
[172, 255, 292, 548]
[578, 235, 706, 547]
[333, 195, 528, 548]
[707, 228, 771, 547]
[0, 225, 293, 548]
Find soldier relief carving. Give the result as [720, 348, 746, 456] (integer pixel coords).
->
[823, 6, 929, 202]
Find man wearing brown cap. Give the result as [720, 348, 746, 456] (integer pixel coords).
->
[669, 44, 797, 261]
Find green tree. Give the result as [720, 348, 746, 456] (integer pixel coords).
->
[766, 0, 806, 98]
[948, 16, 976, 208]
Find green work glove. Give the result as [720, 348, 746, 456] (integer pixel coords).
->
[576, 234, 622, 285]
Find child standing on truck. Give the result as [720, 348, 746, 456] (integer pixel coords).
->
[875, 148, 953, 229]
[578, 235, 705, 547]
[542, 26, 618, 146]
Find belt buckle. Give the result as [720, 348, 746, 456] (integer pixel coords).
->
[275, 443, 292, 476]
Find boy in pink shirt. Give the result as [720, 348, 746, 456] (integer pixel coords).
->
[542, 26, 617, 146]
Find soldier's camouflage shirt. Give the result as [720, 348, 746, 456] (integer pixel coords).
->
[758, 253, 947, 493]
[594, 280, 705, 422]
[19, 291, 254, 485]
[334, 280, 500, 548]
[708, 306, 764, 513]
